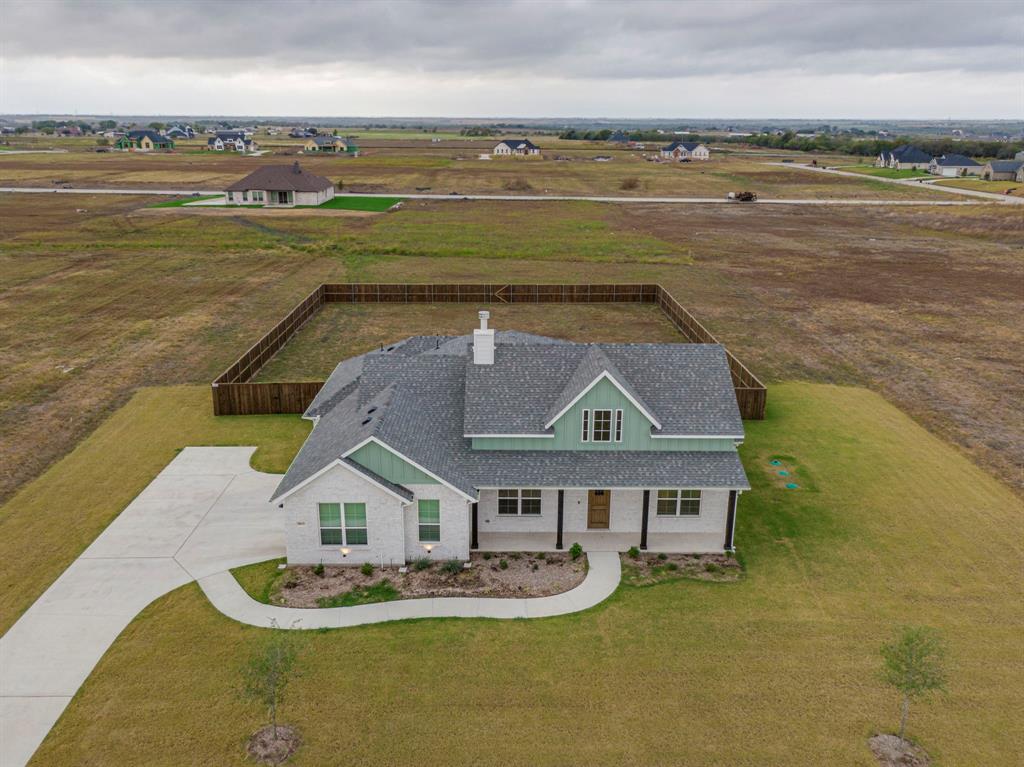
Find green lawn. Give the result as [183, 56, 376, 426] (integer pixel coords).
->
[26, 382, 1024, 765]
[839, 164, 931, 179]
[149, 194, 223, 208]
[313, 195, 403, 211]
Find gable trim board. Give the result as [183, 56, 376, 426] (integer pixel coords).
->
[272, 456, 415, 505]
[544, 371, 662, 431]
[342, 437, 477, 503]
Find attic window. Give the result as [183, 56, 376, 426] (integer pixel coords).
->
[592, 409, 612, 442]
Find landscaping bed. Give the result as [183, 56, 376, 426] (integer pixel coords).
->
[233, 551, 588, 608]
[620, 551, 741, 586]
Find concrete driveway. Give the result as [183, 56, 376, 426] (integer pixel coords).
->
[0, 447, 280, 767]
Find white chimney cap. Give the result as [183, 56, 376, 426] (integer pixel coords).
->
[478, 310, 490, 330]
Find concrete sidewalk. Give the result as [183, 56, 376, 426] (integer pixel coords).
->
[0, 447, 280, 767]
[199, 550, 620, 629]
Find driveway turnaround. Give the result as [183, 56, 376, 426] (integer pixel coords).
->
[199, 551, 620, 629]
[0, 447, 280, 767]
[0, 447, 622, 766]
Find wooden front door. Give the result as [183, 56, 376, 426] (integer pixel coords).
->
[587, 489, 610, 529]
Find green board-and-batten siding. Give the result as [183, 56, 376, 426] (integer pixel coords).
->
[470, 377, 738, 452]
[348, 441, 438, 485]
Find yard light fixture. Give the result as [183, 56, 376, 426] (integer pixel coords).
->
[340, 547, 349, 558]
[423, 544, 434, 555]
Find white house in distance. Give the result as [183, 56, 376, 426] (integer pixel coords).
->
[876, 144, 933, 170]
[224, 162, 335, 207]
[270, 312, 749, 566]
[928, 154, 982, 177]
[660, 141, 710, 161]
[492, 138, 541, 156]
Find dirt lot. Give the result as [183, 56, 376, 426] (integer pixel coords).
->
[268, 552, 587, 607]
[1, 189, 1020, 506]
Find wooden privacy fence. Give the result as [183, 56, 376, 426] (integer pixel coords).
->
[212, 283, 767, 419]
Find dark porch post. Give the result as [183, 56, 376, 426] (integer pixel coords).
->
[556, 490, 564, 550]
[724, 491, 737, 551]
[640, 490, 650, 550]
[471, 502, 479, 550]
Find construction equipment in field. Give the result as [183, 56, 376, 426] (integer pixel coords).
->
[726, 191, 757, 202]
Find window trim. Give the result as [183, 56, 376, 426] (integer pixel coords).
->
[343, 502, 368, 546]
[592, 408, 613, 442]
[417, 499, 441, 543]
[497, 488, 543, 516]
[581, 409, 590, 442]
[614, 408, 623, 443]
[654, 489, 702, 517]
[318, 501, 370, 547]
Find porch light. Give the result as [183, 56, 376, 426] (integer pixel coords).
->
[340, 547, 349, 558]
[423, 544, 434, 555]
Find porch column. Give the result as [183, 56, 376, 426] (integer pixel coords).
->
[555, 490, 564, 550]
[471, 502, 479, 550]
[724, 491, 738, 551]
[640, 490, 650, 550]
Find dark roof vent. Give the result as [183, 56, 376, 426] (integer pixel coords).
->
[292, 161, 301, 174]
[367, 406, 377, 414]
[361, 417, 372, 426]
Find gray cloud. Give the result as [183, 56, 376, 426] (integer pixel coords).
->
[2, 0, 1021, 78]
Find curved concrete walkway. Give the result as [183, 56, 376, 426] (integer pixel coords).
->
[200, 551, 620, 629]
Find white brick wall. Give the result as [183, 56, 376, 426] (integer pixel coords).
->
[403, 483, 472, 563]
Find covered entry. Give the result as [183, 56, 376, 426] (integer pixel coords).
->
[587, 489, 610, 529]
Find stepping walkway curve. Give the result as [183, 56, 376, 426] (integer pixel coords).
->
[1, 447, 621, 767]
[200, 551, 620, 629]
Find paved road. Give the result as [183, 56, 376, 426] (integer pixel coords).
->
[0, 447, 280, 767]
[0, 186, 984, 206]
[772, 163, 1024, 204]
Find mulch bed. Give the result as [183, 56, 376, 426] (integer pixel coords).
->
[272, 552, 587, 608]
[620, 551, 741, 585]
[247, 724, 300, 766]
[868, 734, 931, 767]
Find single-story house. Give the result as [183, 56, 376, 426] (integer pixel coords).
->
[929, 154, 982, 177]
[876, 144, 933, 170]
[224, 162, 335, 207]
[981, 160, 1024, 181]
[660, 142, 710, 161]
[492, 139, 541, 156]
[304, 136, 351, 153]
[114, 130, 174, 151]
[270, 313, 750, 565]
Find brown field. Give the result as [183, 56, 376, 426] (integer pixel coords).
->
[0, 144, 943, 199]
[1, 189, 1020, 507]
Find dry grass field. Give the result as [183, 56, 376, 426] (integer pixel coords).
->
[0, 144, 943, 199]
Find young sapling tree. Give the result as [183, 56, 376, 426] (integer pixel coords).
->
[880, 625, 946, 741]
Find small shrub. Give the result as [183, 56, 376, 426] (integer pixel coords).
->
[536, 552, 547, 561]
[413, 557, 432, 571]
[627, 546, 640, 560]
[503, 178, 533, 192]
[704, 562, 724, 574]
[312, 562, 325, 577]
[499, 559, 509, 570]
[482, 552, 492, 560]
[360, 562, 374, 577]
[569, 542, 583, 560]
[532, 563, 539, 571]
[620, 176, 640, 190]
[666, 562, 679, 571]
[441, 559, 463, 575]
[657, 553, 668, 561]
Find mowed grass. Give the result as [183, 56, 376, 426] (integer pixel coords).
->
[839, 164, 932, 179]
[933, 177, 1024, 197]
[312, 195, 403, 211]
[254, 303, 684, 380]
[0, 386, 310, 633]
[149, 194, 222, 207]
[27, 383, 1024, 766]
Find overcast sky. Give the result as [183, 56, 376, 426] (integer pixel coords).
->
[1, 0, 1021, 119]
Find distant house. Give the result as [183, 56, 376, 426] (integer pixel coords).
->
[608, 130, 629, 144]
[876, 144, 932, 170]
[304, 135, 352, 153]
[928, 154, 982, 177]
[1015, 150, 1024, 161]
[492, 139, 541, 156]
[216, 130, 247, 143]
[224, 161, 335, 207]
[207, 137, 225, 151]
[981, 160, 1024, 182]
[660, 141, 710, 161]
[114, 130, 174, 151]
[166, 125, 195, 139]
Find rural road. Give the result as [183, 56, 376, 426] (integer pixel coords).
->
[0, 186, 990, 205]
[773, 163, 1024, 204]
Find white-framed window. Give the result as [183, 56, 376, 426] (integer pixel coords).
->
[253, 190, 264, 202]
[319, 502, 369, 545]
[581, 409, 590, 442]
[497, 488, 542, 515]
[242, 191, 248, 202]
[592, 409, 612, 442]
[614, 409, 623, 442]
[418, 499, 440, 542]
[655, 490, 701, 516]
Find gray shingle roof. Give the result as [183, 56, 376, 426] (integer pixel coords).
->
[226, 162, 333, 192]
[271, 332, 748, 501]
[887, 145, 933, 163]
[662, 141, 702, 152]
[987, 160, 1023, 172]
[934, 153, 980, 167]
[496, 139, 539, 150]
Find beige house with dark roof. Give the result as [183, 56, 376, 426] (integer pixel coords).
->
[224, 162, 335, 207]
